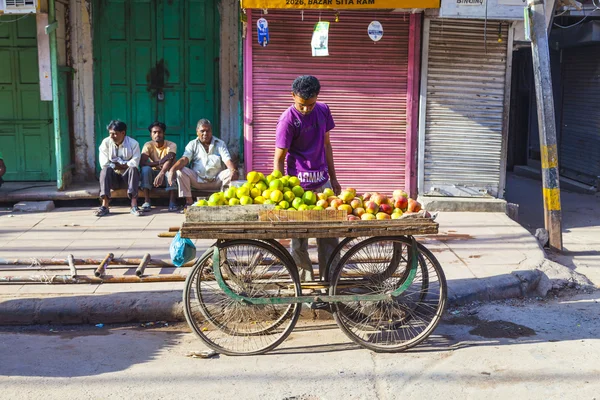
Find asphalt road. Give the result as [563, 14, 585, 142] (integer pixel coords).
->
[1, 291, 598, 400]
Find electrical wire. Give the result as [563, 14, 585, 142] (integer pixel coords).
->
[0, 13, 32, 25]
[553, 3, 600, 29]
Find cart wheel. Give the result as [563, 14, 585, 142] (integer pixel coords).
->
[183, 239, 301, 356]
[329, 237, 447, 352]
[325, 237, 368, 282]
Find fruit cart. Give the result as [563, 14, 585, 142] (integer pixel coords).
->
[180, 212, 447, 356]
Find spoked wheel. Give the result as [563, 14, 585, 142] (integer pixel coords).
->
[183, 239, 302, 356]
[329, 236, 447, 352]
[325, 237, 368, 282]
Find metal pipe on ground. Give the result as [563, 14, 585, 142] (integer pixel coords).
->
[0, 274, 186, 284]
[0, 258, 195, 267]
[94, 253, 114, 278]
[135, 254, 151, 277]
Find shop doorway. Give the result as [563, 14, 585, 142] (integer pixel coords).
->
[93, 0, 219, 166]
[0, 14, 55, 181]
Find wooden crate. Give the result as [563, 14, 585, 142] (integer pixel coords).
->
[259, 209, 347, 222]
[185, 204, 275, 222]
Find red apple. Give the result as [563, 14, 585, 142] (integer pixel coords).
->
[364, 201, 379, 214]
[394, 196, 408, 211]
[371, 194, 387, 206]
[330, 198, 344, 209]
[379, 203, 393, 215]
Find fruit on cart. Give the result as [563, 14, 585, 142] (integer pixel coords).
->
[391, 212, 403, 219]
[338, 204, 353, 215]
[224, 187, 237, 200]
[322, 188, 335, 198]
[394, 196, 408, 211]
[353, 207, 365, 217]
[302, 191, 317, 206]
[393, 189, 408, 199]
[361, 213, 376, 220]
[407, 198, 421, 212]
[279, 200, 290, 209]
[316, 199, 328, 208]
[313, 205, 324, 210]
[239, 195, 253, 205]
[376, 212, 391, 220]
[236, 186, 250, 199]
[297, 204, 309, 211]
[330, 198, 343, 209]
[371, 193, 387, 206]
[283, 191, 295, 203]
[364, 201, 379, 214]
[253, 196, 265, 204]
[347, 215, 360, 221]
[195, 199, 209, 206]
[288, 176, 301, 187]
[339, 190, 354, 203]
[229, 198, 241, 206]
[379, 203, 393, 215]
[350, 198, 363, 209]
[246, 171, 261, 184]
[291, 185, 305, 198]
[270, 190, 284, 203]
[291, 197, 304, 210]
[269, 179, 284, 191]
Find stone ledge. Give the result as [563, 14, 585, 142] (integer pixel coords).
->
[418, 196, 507, 212]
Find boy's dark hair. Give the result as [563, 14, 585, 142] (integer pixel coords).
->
[107, 120, 127, 132]
[148, 121, 167, 132]
[292, 75, 321, 100]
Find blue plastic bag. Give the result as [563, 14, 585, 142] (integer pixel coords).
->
[169, 231, 197, 267]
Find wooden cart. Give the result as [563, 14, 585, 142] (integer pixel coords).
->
[180, 217, 447, 356]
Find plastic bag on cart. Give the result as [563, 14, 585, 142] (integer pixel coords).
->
[170, 231, 197, 267]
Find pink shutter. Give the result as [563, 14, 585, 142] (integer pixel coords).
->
[246, 10, 412, 194]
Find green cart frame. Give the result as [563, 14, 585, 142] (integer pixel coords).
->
[180, 218, 447, 356]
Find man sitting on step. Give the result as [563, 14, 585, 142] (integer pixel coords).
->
[168, 119, 239, 210]
[95, 120, 143, 217]
[139, 121, 178, 212]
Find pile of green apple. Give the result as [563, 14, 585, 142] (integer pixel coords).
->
[195, 170, 320, 210]
[195, 171, 424, 221]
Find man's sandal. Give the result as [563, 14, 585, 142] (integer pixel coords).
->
[94, 206, 109, 217]
[140, 202, 152, 212]
[130, 207, 143, 217]
[168, 204, 180, 212]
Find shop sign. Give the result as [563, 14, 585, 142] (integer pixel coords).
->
[241, 0, 440, 10]
[439, 0, 525, 19]
[368, 21, 383, 42]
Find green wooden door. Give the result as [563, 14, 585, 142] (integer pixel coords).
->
[0, 14, 55, 181]
[93, 0, 219, 165]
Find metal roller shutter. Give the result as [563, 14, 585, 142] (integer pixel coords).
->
[247, 10, 411, 194]
[560, 46, 600, 186]
[420, 19, 509, 197]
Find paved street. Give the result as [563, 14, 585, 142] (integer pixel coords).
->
[1, 292, 598, 400]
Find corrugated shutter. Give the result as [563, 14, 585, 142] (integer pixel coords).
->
[560, 46, 600, 186]
[421, 19, 509, 197]
[248, 10, 410, 194]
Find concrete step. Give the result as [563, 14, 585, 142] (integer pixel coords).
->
[418, 195, 507, 212]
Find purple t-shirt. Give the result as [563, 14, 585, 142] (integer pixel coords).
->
[275, 102, 335, 190]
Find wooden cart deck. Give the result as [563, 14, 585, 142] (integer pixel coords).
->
[181, 218, 439, 240]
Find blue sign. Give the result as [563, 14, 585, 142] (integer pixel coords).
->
[257, 18, 270, 47]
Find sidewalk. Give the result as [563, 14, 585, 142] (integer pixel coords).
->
[0, 206, 550, 325]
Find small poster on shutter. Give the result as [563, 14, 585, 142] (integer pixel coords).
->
[311, 21, 330, 57]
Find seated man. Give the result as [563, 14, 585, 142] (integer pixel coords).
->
[0, 150, 5, 188]
[168, 119, 239, 208]
[139, 121, 178, 212]
[95, 120, 143, 217]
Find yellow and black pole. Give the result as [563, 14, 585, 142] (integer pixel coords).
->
[527, 0, 563, 251]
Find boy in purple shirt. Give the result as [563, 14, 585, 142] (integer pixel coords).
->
[274, 75, 341, 287]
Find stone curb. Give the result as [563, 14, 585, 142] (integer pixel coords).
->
[0, 269, 546, 325]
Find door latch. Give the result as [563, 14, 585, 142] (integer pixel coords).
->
[157, 91, 164, 101]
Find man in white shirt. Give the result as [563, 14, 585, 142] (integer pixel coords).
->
[168, 119, 239, 209]
[95, 120, 143, 217]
